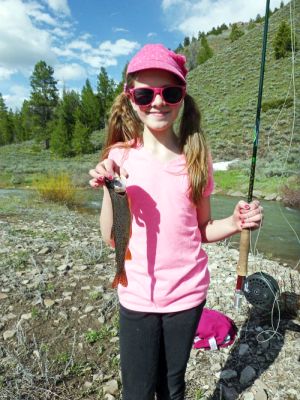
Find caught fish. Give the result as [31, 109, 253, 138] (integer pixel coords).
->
[105, 175, 131, 288]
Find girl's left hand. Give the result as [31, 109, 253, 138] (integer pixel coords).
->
[233, 200, 263, 231]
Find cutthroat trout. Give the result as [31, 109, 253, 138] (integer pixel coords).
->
[105, 176, 131, 288]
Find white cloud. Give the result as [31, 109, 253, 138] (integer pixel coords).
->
[46, 0, 71, 16]
[54, 63, 86, 81]
[0, 0, 140, 109]
[0, 67, 17, 80]
[0, 0, 56, 69]
[147, 32, 157, 37]
[51, 26, 72, 38]
[3, 85, 30, 110]
[161, 0, 287, 35]
[162, 0, 185, 11]
[113, 27, 129, 33]
[26, 2, 58, 26]
[52, 38, 139, 69]
[98, 39, 140, 57]
[68, 39, 93, 52]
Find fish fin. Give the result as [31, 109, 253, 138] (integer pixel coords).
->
[112, 270, 128, 288]
[125, 248, 132, 260]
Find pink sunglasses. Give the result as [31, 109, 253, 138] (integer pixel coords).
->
[126, 85, 186, 106]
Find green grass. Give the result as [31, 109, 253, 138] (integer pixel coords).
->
[0, 140, 101, 190]
[214, 170, 247, 192]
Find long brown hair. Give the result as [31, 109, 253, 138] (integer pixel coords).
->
[101, 76, 209, 205]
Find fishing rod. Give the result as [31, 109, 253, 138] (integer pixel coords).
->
[234, 0, 280, 311]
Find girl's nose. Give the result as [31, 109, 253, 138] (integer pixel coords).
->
[151, 93, 164, 106]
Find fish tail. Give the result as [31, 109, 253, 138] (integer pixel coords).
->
[112, 270, 128, 288]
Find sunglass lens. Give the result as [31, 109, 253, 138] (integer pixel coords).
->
[133, 88, 153, 105]
[163, 87, 183, 104]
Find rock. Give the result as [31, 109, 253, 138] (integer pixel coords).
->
[83, 381, 93, 389]
[21, 313, 32, 320]
[253, 387, 268, 400]
[240, 366, 256, 386]
[93, 372, 104, 382]
[77, 265, 88, 271]
[84, 305, 95, 313]
[228, 191, 245, 197]
[104, 395, 115, 400]
[62, 292, 72, 297]
[243, 392, 254, 400]
[3, 330, 16, 340]
[220, 369, 238, 380]
[253, 190, 263, 198]
[38, 247, 51, 255]
[239, 343, 249, 356]
[3, 313, 17, 321]
[103, 379, 119, 395]
[221, 385, 239, 400]
[44, 299, 55, 308]
[264, 193, 277, 201]
[0, 293, 8, 300]
[57, 264, 70, 272]
[81, 285, 91, 290]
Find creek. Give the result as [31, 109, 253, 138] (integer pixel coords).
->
[1, 188, 299, 269]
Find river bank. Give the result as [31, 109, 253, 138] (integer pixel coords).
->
[0, 196, 300, 400]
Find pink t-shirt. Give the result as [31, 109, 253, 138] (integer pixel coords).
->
[108, 143, 214, 313]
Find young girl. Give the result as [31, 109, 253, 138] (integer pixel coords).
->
[89, 44, 263, 400]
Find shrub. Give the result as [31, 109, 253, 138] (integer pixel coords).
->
[273, 21, 297, 60]
[35, 173, 76, 206]
[281, 179, 300, 209]
[230, 23, 244, 42]
[262, 97, 293, 112]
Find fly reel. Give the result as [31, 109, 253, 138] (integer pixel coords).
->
[243, 272, 280, 310]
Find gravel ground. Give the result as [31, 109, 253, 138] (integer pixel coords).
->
[0, 198, 299, 400]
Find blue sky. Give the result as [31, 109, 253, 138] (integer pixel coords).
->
[0, 0, 286, 110]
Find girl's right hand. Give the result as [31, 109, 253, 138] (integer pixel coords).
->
[89, 159, 128, 188]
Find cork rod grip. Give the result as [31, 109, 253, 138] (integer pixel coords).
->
[236, 228, 250, 277]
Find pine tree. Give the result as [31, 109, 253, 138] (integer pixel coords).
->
[72, 112, 93, 155]
[198, 31, 204, 40]
[80, 79, 100, 131]
[13, 110, 26, 143]
[230, 23, 244, 42]
[175, 43, 184, 53]
[187, 40, 200, 70]
[51, 90, 80, 157]
[0, 94, 14, 145]
[197, 35, 213, 65]
[183, 36, 190, 47]
[97, 67, 116, 128]
[114, 62, 128, 97]
[29, 60, 59, 149]
[20, 100, 35, 141]
[273, 21, 294, 59]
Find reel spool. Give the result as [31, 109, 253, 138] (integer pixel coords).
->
[243, 272, 280, 310]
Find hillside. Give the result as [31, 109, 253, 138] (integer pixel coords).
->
[186, 1, 299, 184]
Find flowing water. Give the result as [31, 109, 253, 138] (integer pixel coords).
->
[1, 189, 299, 269]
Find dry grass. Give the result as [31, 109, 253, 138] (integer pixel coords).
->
[35, 174, 77, 206]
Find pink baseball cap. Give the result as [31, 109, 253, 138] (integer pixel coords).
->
[126, 44, 188, 84]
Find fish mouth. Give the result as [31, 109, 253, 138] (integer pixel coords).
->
[113, 176, 127, 193]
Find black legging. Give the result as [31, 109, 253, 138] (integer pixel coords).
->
[119, 301, 205, 400]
